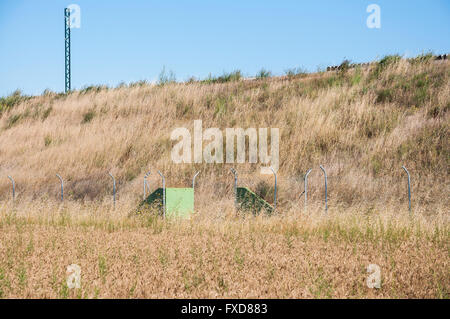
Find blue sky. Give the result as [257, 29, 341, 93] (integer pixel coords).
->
[0, 0, 449, 96]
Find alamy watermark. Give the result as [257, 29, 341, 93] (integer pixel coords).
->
[366, 264, 381, 289]
[170, 120, 279, 174]
[66, 264, 81, 289]
[67, 4, 81, 29]
[366, 4, 381, 29]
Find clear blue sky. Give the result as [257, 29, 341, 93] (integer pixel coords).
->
[0, 0, 449, 96]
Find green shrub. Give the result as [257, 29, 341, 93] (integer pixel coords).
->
[0, 90, 27, 114]
[129, 80, 147, 88]
[376, 89, 393, 104]
[378, 55, 401, 70]
[158, 66, 176, 85]
[351, 67, 362, 85]
[80, 85, 108, 94]
[409, 52, 434, 65]
[44, 135, 52, 147]
[217, 70, 242, 83]
[82, 109, 96, 123]
[6, 113, 22, 128]
[42, 107, 53, 121]
[371, 55, 401, 79]
[284, 67, 307, 78]
[201, 70, 242, 84]
[42, 89, 55, 96]
[337, 59, 351, 75]
[256, 68, 271, 79]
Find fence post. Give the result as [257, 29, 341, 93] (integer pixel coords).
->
[56, 174, 64, 202]
[143, 171, 151, 200]
[319, 165, 328, 213]
[157, 171, 166, 219]
[401, 166, 412, 215]
[192, 171, 200, 189]
[7, 176, 15, 201]
[230, 168, 238, 210]
[270, 167, 277, 211]
[108, 173, 116, 209]
[304, 169, 312, 210]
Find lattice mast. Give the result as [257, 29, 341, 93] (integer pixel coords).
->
[64, 8, 71, 93]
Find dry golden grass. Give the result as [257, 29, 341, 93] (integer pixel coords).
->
[0, 58, 448, 210]
[0, 56, 448, 298]
[0, 202, 448, 298]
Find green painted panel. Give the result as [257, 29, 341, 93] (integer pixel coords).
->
[166, 188, 194, 218]
[140, 187, 194, 218]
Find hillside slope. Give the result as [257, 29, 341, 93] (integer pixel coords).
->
[0, 56, 448, 213]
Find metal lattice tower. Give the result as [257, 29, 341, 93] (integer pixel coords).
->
[64, 8, 71, 93]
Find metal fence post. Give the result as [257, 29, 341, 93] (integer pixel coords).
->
[230, 168, 238, 210]
[143, 171, 151, 200]
[270, 167, 277, 211]
[7, 176, 15, 201]
[158, 171, 166, 219]
[56, 174, 64, 202]
[304, 169, 312, 210]
[192, 171, 200, 189]
[401, 166, 412, 215]
[319, 165, 328, 213]
[108, 173, 116, 209]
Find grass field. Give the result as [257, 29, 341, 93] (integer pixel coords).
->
[0, 203, 448, 298]
[0, 55, 448, 298]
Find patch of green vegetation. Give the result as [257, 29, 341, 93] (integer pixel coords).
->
[0, 267, 10, 298]
[80, 85, 108, 94]
[310, 269, 333, 298]
[6, 113, 22, 128]
[82, 109, 96, 124]
[182, 270, 205, 292]
[42, 106, 53, 121]
[158, 248, 169, 269]
[59, 281, 69, 299]
[98, 255, 107, 283]
[351, 67, 362, 85]
[202, 70, 242, 84]
[256, 68, 272, 79]
[44, 135, 52, 147]
[376, 88, 394, 104]
[176, 100, 193, 118]
[158, 66, 177, 85]
[377, 70, 445, 108]
[42, 89, 54, 96]
[284, 67, 307, 79]
[409, 52, 434, 65]
[213, 96, 229, 118]
[370, 155, 383, 176]
[217, 276, 228, 292]
[371, 54, 401, 79]
[0, 90, 28, 114]
[234, 248, 244, 270]
[128, 80, 148, 88]
[396, 125, 448, 170]
[337, 59, 351, 75]
[17, 265, 27, 288]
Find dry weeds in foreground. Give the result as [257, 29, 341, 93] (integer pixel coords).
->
[0, 202, 448, 299]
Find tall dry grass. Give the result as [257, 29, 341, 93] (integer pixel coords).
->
[0, 201, 448, 298]
[0, 57, 448, 212]
[0, 56, 448, 298]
